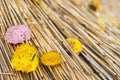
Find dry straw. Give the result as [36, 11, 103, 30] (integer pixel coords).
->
[0, 0, 120, 80]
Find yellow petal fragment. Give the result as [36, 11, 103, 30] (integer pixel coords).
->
[11, 43, 38, 72]
[66, 38, 83, 54]
[40, 51, 62, 66]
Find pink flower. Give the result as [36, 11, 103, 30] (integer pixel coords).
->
[5, 25, 31, 44]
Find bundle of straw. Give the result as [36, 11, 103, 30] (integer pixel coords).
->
[0, 0, 120, 80]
